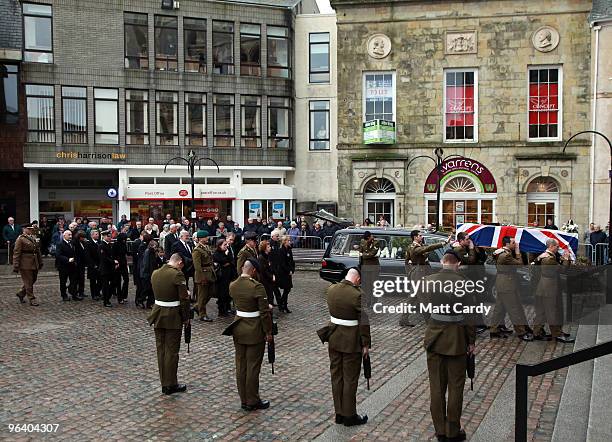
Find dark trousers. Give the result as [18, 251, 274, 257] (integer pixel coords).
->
[8, 241, 15, 265]
[273, 286, 282, 306]
[234, 341, 265, 406]
[329, 348, 361, 417]
[427, 351, 466, 439]
[100, 274, 113, 304]
[216, 281, 231, 314]
[59, 269, 77, 299]
[114, 265, 129, 301]
[88, 268, 100, 299]
[154, 327, 182, 387]
[76, 266, 86, 296]
[280, 288, 291, 308]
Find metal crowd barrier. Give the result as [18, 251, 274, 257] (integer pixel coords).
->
[580, 242, 609, 264]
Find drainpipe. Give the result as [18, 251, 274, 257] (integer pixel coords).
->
[589, 24, 601, 224]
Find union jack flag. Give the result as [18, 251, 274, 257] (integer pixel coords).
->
[456, 223, 579, 259]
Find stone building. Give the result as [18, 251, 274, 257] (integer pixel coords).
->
[16, 0, 319, 224]
[330, 0, 593, 232]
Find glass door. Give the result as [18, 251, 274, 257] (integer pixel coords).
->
[366, 200, 393, 226]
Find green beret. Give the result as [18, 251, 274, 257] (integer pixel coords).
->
[196, 230, 208, 238]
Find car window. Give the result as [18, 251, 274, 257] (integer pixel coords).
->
[330, 233, 349, 255]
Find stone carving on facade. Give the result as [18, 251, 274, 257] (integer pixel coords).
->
[445, 31, 477, 55]
[367, 34, 392, 59]
[532, 26, 559, 52]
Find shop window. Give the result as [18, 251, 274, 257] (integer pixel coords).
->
[268, 97, 290, 148]
[262, 178, 282, 184]
[443, 176, 477, 193]
[156, 177, 180, 184]
[184, 18, 206, 73]
[154, 15, 178, 71]
[185, 92, 206, 146]
[214, 94, 234, 147]
[94, 88, 119, 144]
[240, 24, 261, 76]
[185, 177, 206, 185]
[1, 65, 19, 124]
[267, 26, 290, 78]
[124, 12, 148, 69]
[528, 67, 561, 140]
[207, 177, 231, 184]
[26, 84, 55, 143]
[241, 95, 261, 147]
[243, 178, 261, 184]
[309, 33, 330, 83]
[23, 3, 53, 63]
[363, 72, 394, 122]
[444, 69, 477, 142]
[62, 86, 87, 144]
[309, 100, 330, 150]
[213, 21, 234, 75]
[156, 91, 178, 145]
[129, 177, 154, 184]
[126, 90, 149, 145]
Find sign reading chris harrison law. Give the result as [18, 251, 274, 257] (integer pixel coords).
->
[56, 151, 127, 160]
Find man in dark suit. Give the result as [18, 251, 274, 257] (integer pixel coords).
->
[55, 230, 81, 301]
[99, 230, 118, 307]
[3, 216, 20, 265]
[86, 229, 102, 300]
[73, 230, 89, 299]
[171, 230, 194, 290]
[164, 224, 179, 260]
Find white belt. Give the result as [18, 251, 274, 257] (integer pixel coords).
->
[330, 316, 358, 327]
[236, 310, 260, 318]
[430, 313, 464, 323]
[155, 300, 180, 307]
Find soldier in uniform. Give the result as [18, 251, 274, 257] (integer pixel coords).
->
[192, 230, 216, 322]
[13, 222, 43, 306]
[532, 239, 575, 343]
[223, 259, 272, 411]
[318, 268, 371, 427]
[148, 253, 191, 395]
[489, 236, 533, 341]
[99, 230, 118, 308]
[236, 231, 258, 276]
[400, 230, 451, 327]
[423, 251, 475, 442]
[358, 231, 379, 306]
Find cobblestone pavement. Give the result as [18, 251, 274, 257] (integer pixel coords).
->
[0, 267, 575, 441]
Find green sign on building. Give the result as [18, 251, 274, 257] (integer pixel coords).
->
[363, 119, 396, 145]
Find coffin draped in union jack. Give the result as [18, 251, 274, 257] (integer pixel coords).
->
[456, 223, 579, 259]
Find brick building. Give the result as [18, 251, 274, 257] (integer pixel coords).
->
[15, 0, 319, 224]
[330, 0, 593, 231]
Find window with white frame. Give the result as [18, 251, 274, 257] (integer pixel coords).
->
[185, 92, 206, 146]
[309, 100, 330, 150]
[241, 95, 261, 148]
[94, 88, 119, 144]
[126, 90, 149, 145]
[528, 66, 561, 140]
[363, 72, 394, 122]
[444, 69, 477, 142]
[309, 33, 330, 83]
[156, 91, 178, 145]
[62, 86, 87, 144]
[23, 3, 53, 63]
[26, 84, 55, 143]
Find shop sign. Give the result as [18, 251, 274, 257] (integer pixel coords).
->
[363, 120, 396, 145]
[179, 189, 189, 197]
[424, 157, 497, 193]
[126, 185, 236, 200]
[196, 205, 220, 218]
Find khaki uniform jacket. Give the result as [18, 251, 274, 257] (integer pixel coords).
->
[494, 247, 522, 293]
[535, 250, 569, 297]
[223, 276, 271, 345]
[423, 270, 476, 356]
[453, 245, 477, 265]
[406, 241, 445, 266]
[13, 234, 43, 271]
[359, 239, 379, 265]
[319, 280, 371, 353]
[236, 245, 258, 275]
[147, 264, 190, 329]
[193, 243, 216, 284]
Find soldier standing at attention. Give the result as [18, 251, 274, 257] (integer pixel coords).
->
[319, 268, 371, 427]
[423, 251, 475, 442]
[192, 230, 216, 322]
[532, 239, 575, 343]
[148, 253, 191, 395]
[223, 259, 272, 411]
[358, 231, 379, 306]
[236, 231, 258, 277]
[13, 222, 42, 306]
[489, 236, 533, 341]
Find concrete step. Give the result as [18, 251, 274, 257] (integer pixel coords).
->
[586, 305, 612, 442]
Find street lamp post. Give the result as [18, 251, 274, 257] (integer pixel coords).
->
[406, 148, 463, 233]
[164, 149, 220, 229]
[562, 130, 612, 266]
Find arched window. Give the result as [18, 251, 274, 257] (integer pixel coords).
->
[527, 176, 559, 227]
[365, 177, 395, 194]
[363, 178, 395, 226]
[526, 176, 559, 193]
[443, 176, 477, 193]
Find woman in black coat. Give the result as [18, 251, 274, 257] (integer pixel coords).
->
[139, 239, 159, 309]
[274, 235, 295, 313]
[112, 233, 129, 304]
[213, 239, 233, 316]
[257, 240, 276, 307]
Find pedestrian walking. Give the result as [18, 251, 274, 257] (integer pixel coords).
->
[192, 231, 216, 322]
[13, 222, 43, 306]
[317, 268, 370, 427]
[148, 253, 190, 395]
[56, 230, 81, 301]
[274, 235, 295, 313]
[223, 259, 273, 411]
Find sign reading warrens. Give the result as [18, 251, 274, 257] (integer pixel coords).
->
[363, 120, 396, 145]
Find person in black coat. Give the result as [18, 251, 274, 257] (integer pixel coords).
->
[171, 230, 195, 290]
[257, 240, 276, 307]
[274, 235, 295, 313]
[112, 233, 129, 304]
[73, 230, 89, 300]
[213, 239, 233, 316]
[99, 230, 118, 307]
[85, 229, 102, 300]
[55, 230, 80, 301]
[164, 224, 179, 260]
[140, 239, 160, 308]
